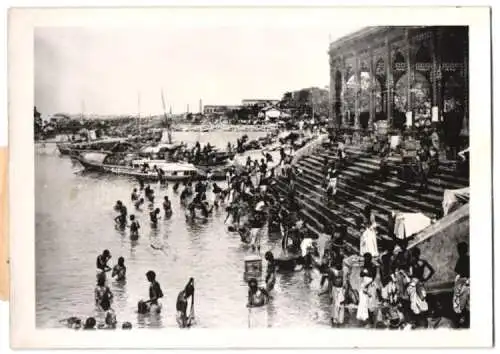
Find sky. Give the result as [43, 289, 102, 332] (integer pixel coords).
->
[35, 25, 361, 116]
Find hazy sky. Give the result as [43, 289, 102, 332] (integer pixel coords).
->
[35, 25, 361, 116]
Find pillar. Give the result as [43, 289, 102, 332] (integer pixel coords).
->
[354, 55, 360, 129]
[431, 30, 438, 107]
[340, 55, 346, 128]
[405, 29, 412, 117]
[461, 31, 469, 136]
[368, 48, 375, 130]
[386, 37, 393, 127]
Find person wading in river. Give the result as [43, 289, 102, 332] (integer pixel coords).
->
[112, 257, 127, 282]
[129, 215, 140, 240]
[163, 196, 172, 217]
[139, 270, 164, 314]
[176, 278, 195, 328]
[96, 249, 112, 280]
[247, 278, 270, 308]
[150, 208, 161, 228]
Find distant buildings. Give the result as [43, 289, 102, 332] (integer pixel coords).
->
[241, 99, 279, 107]
[203, 105, 242, 115]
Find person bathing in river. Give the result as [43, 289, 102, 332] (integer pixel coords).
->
[144, 270, 164, 314]
[131, 188, 139, 202]
[95, 273, 114, 312]
[129, 215, 140, 239]
[145, 185, 155, 204]
[163, 196, 172, 217]
[212, 182, 223, 208]
[150, 208, 161, 227]
[134, 197, 145, 210]
[112, 257, 126, 282]
[96, 249, 112, 279]
[247, 278, 270, 308]
[176, 278, 195, 328]
[264, 252, 276, 292]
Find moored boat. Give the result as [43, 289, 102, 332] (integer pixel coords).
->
[74, 152, 201, 182]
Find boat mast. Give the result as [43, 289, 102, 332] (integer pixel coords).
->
[160, 88, 172, 144]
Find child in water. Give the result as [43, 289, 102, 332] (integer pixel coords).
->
[112, 257, 126, 282]
[129, 215, 140, 239]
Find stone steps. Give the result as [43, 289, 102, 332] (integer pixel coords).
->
[313, 150, 468, 189]
[274, 178, 394, 251]
[273, 143, 468, 255]
[297, 159, 441, 216]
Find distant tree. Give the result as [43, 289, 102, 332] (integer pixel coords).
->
[186, 113, 193, 121]
[34, 106, 43, 138]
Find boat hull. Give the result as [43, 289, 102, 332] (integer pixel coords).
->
[74, 156, 199, 182]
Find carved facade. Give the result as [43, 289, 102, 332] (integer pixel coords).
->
[329, 26, 468, 137]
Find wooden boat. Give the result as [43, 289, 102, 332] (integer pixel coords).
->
[74, 152, 201, 182]
[57, 138, 135, 156]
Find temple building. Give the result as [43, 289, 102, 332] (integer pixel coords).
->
[328, 26, 468, 151]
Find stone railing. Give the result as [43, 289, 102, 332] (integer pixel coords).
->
[291, 133, 329, 165]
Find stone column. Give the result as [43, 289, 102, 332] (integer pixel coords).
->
[461, 32, 469, 137]
[405, 29, 412, 117]
[340, 55, 346, 128]
[354, 55, 360, 129]
[431, 30, 438, 107]
[368, 49, 375, 130]
[329, 56, 334, 123]
[386, 37, 393, 127]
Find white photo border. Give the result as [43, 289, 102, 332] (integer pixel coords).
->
[9, 6, 492, 349]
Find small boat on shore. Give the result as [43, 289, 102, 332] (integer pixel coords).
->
[74, 152, 200, 182]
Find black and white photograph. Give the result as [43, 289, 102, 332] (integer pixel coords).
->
[8, 6, 492, 349]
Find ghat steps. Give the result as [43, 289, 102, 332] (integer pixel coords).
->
[272, 144, 469, 255]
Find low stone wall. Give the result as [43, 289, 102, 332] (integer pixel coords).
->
[408, 204, 469, 290]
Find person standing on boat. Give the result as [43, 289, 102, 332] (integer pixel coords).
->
[176, 278, 195, 328]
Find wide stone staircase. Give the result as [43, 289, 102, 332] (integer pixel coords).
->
[272, 143, 469, 255]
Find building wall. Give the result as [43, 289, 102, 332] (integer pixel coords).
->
[328, 26, 469, 140]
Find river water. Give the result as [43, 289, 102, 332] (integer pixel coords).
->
[35, 131, 332, 329]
